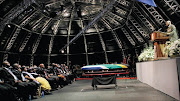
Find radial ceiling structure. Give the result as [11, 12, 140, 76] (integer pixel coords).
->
[0, 0, 180, 66]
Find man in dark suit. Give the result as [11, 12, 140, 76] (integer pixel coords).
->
[11, 63, 23, 81]
[0, 72, 17, 101]
[0, 61, 17, 85]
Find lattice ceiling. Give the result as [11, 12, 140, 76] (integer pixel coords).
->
[0, 0, 180, 65]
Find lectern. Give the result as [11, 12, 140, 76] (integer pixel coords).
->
[151, 31, 169, 60]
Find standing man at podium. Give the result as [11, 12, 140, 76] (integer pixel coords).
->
[151, 20, 179, 59]
[165, 21, 178, 42]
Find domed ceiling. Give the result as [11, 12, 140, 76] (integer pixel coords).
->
[0, 0, 180, 66]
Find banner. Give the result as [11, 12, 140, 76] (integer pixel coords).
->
[137, 0, 157, 7]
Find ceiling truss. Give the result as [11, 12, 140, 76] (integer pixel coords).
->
[0, 0, 180, 65]
[125, 22, 145, 43]
[142, 4, 166, 28]
[163, 0, 180, 16]
[121, 27, 136, 46]
[132, 6, 155, 33]
[0, 0, 35, 35]
[128, 16, 150, 39]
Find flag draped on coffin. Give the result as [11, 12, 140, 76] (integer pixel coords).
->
[136, 0, 157, 7]
[81, 64, 128, 70]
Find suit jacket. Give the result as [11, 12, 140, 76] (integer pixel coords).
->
[36, 68, 47, 78]
[0, 68, 15, 85]
[11, 68, 22, 81]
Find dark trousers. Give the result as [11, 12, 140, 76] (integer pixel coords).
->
[0, 83, 17, 101]
[46, 77, 58, 89]
[15, 81, 39, 100]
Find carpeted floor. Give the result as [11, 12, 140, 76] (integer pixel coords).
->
[33, 79, 178, 101]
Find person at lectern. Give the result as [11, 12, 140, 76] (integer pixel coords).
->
[163, 21, 179, 57]
[165, 21, 178, 42]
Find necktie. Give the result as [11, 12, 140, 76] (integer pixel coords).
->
[5, 68, 19, 81]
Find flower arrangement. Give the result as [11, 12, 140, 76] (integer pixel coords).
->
[163, 39, 180, 57]
[138, 45, 154, 62]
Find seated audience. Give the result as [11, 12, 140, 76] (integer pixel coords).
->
[36, 64, 59, 90]
[0, 61, 34, 100]
[21, 66, 41, 97]
[0, 61, 75, 101]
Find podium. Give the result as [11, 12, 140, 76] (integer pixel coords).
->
[151, 32, 169, 60]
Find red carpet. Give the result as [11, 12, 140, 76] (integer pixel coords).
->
[75, 77, 137, 80]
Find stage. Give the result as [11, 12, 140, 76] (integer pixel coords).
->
[136, 57, 180, 100]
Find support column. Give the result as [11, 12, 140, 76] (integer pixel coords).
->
[80, 19, 89, 65]
[67, 7, 75, 66]
[94, 24, 108, 63]
[30, 55, 34, 67]
[3, 54, 8, 62]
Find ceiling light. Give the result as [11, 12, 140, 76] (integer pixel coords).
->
[61, 49, 64, 53]
[63, 12, 70, 17]
[81, 12, 86, 16]
[7, 25, 11, 28]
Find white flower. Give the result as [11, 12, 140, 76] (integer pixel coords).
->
[138, 46, 154, 61]
[164, 39, 180, 57]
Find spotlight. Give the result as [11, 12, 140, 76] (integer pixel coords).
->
[7, 25, 11, 28]
[61, 49, 64, 53]
[63, 12, 70, 17]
